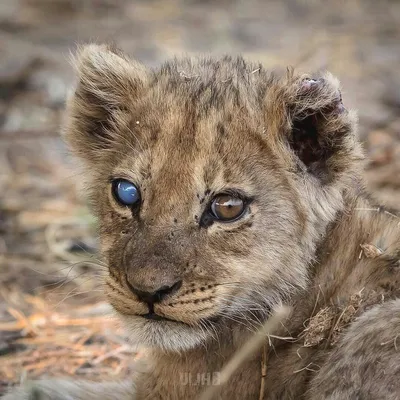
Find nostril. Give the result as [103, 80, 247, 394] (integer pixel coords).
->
[158, 280, 182, 299]
[126, 279, 182, 304]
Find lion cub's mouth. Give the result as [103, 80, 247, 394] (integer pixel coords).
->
[140, 312, 180, 323]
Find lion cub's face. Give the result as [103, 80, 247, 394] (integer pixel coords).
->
[65, 45, 360, 351]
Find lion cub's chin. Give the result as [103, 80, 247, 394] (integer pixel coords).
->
[119, 314, 210, 352]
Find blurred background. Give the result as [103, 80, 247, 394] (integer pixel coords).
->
[0, 0, 399, 393]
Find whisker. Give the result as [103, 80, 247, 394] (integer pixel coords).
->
[33, 270, 98, 293]
[51, 277, 104, 307]
[53, 290, 105, 309]
[23, 260, 108, 281]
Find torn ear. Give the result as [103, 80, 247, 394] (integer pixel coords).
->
[266, 72, 361, 183]
[63, 44, 148, 161]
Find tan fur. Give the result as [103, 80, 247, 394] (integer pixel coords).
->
[5, 45, 400, 399]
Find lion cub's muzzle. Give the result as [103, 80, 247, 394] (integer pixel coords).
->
[106, 235, 227, 324]
[106, 269, 226, 325]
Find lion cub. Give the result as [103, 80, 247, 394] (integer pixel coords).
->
[6, 45, 400, 400]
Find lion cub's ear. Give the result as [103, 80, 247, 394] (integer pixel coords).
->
[266, 73, 362, 184]
[64, 44, 148, 162]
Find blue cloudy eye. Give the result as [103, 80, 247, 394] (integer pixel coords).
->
[112, 179, 140, 207]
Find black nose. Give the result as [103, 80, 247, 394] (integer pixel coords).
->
[127, 280, 182, 304]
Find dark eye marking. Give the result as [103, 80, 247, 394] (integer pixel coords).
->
[111, 179, 141, 208]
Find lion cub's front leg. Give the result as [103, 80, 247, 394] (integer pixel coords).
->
[3, 379, 135, 400]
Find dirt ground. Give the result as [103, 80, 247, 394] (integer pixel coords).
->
[0, 0, 400, 394]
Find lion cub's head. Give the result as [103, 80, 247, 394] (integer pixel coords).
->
[64, 44, 362, 351]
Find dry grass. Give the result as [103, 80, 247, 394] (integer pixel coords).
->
[0, 294, 137, 387]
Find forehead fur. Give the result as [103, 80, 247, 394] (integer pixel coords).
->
[117, 55, 278, 167]
[135, 56, 278, 162]
[154, 56, 274, 110]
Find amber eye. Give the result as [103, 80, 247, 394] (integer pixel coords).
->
[210, 194, 246, 222]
